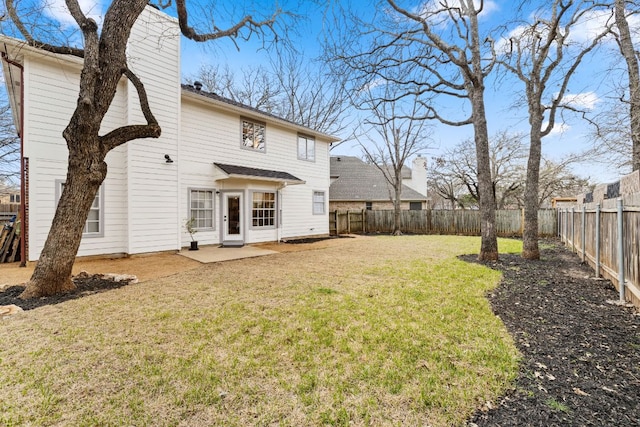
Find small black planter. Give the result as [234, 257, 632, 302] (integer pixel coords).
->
[189, 241, 199, 251]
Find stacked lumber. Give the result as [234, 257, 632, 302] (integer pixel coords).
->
[0, 214, 20, 263]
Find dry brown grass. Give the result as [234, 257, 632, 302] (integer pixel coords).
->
[0, 235, 521, 426]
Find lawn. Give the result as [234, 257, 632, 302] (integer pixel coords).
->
[0, 235, 521, 426]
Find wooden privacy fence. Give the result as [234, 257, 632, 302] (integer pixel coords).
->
[330, 209, 557, 237]
[0, 204, 19, 223]
[558, 196, 640, 308]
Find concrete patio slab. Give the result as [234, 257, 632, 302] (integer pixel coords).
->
[178, 245, 278, 263]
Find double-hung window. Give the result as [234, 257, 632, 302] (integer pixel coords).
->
[251, 191, 276, 228]
[312, 191, 325, 215]
[189, 189, 214, 229]
[297, 134, 315, 161]
[56, 181, 103, 236]
[242, 119, 266, 152]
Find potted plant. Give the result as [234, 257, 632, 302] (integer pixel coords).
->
[185, 217, 199, 250]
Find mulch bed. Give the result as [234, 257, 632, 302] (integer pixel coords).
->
[465, 239, 640, 427]
[0, 273, 134, 311]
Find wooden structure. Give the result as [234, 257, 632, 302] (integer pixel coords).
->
[0, 214, 20, 263]
[330, 209, 557, 237]
[559, 194, 640, 308]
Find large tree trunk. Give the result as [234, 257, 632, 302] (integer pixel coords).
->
[522, 118, 543, 260]
[615, 0, 640, 171]
[20, 157, 106, 298]
[468, 7, 498, 261]
[393, 175, 402, 236]
[19, 0, 151, 298]
[472, 89, 498, 261]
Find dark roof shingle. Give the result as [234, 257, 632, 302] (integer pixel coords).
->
[329, 156, 426, 201]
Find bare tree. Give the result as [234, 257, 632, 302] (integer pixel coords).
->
[430, 136, 591, 210]
[537, 157, 592, 206]
[3, 0, 289, 298]
[356, 83, 432, 235]
[192, 64, 282, 114]
[326, 0, 499, 260]
[613, 0, 640, 170]
[0, 96, 19, 187]
[498, 0, 612, 259]
[429, 132, 527, 210]
[191, 51, 351, 138]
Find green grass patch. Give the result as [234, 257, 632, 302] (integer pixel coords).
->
[0, 235, 521, 426]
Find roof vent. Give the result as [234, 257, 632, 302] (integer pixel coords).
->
[194, 81, 203, 91]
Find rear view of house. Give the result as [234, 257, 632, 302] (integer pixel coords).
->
[0, 5, 339, 262]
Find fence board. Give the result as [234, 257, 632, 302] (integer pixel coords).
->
[559, 201, 640, 308]
[330, 209, 557, 237]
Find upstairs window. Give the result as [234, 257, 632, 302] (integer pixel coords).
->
[298, 134, 315, 161]
[242, 119, 266, 152]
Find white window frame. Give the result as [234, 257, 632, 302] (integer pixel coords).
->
[188, 188, 215, 230]
[241, 118, 266, 153]
[56, 180, 104, 237]
[250, 191, 277, 230]
[297, 134, 315, 161]
[312, 190, 326, 215]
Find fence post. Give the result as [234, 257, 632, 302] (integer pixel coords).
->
[581, 205, 586, 263]
[558, 208, 562, 240]
[362, 209, 366, 234]
[617, 198, 626, 302]
[595, 203, 601, 278]
[571, 207, 575, 252]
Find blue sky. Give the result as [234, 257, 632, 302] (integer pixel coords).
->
[10, 0, 639, 184]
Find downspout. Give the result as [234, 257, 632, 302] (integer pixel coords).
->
[2, 52, 26, 267]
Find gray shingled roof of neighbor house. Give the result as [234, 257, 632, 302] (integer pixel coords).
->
[330, 156, 427, 201]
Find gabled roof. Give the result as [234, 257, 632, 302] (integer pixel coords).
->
[181, 84, 340, 143]
[330, 156, 427, 202]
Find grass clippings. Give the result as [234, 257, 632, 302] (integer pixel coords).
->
[0, 235, 521, 426]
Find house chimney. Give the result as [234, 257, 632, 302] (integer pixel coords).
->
[194, 81, 203, 91]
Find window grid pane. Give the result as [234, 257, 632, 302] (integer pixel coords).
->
[252, 192, 275, 227]
[190, 190, 214, 229]
[313, 191, 325, 215]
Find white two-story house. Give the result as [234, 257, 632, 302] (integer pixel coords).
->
[0, 5, 339, 262]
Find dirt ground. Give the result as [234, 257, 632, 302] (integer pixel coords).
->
[0, 237, 350, 288]
[466, 241, 640, 427]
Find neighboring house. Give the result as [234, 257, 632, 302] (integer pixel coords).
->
[0, 191, 20, 204]
[0, 6, 339, 261]
[329, 156, 428, 211]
